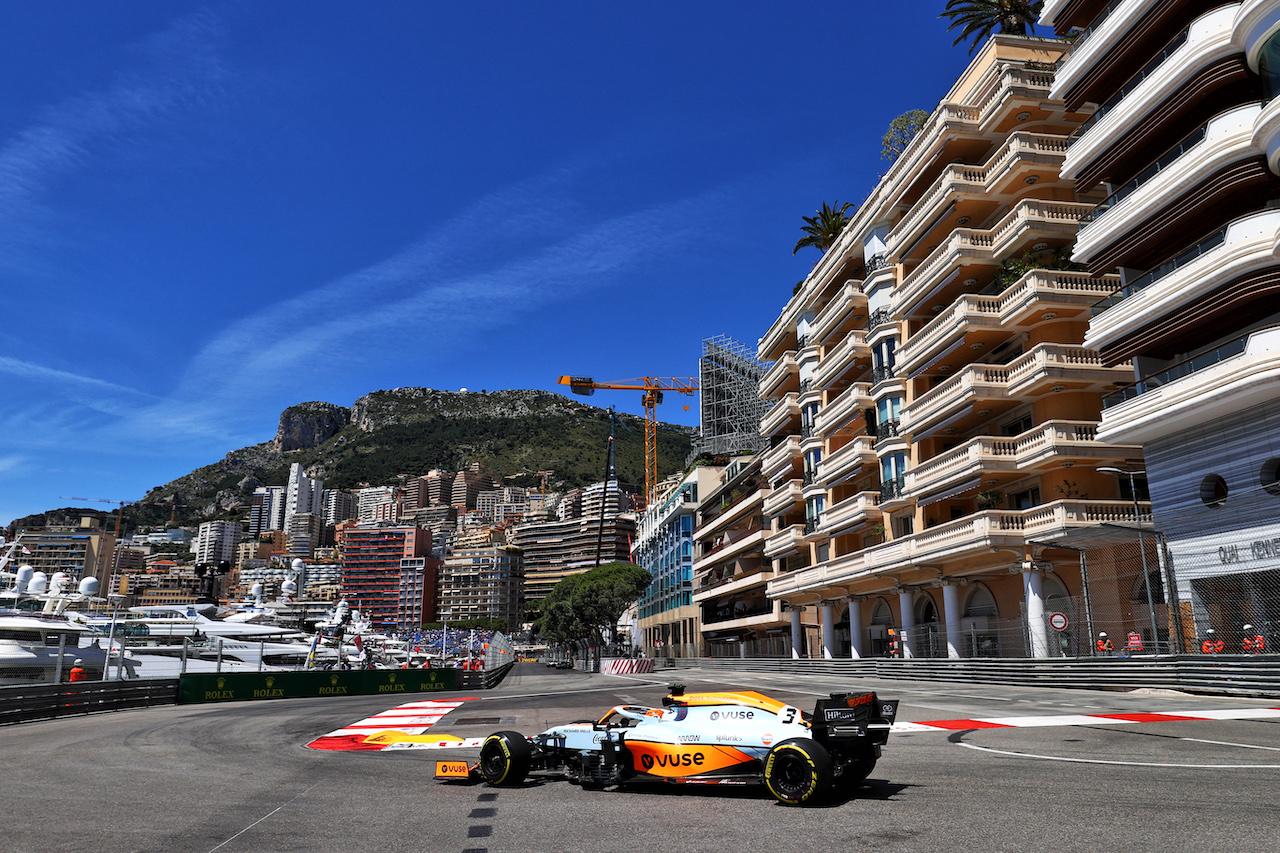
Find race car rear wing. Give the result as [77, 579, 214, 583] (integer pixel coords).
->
[809, 692, 898, 745]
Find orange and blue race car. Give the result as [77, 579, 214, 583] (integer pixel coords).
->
[436, 683, 898, 805]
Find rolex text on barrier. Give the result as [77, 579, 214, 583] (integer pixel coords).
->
[178, 668, 459, 704]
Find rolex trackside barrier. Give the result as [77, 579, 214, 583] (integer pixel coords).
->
[179, 668, 458, 704]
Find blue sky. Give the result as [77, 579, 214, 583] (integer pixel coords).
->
[1, 2, 978, 526]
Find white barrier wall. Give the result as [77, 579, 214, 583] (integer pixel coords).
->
[599, 658, 655, 674]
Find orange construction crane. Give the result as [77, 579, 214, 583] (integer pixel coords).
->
[558, 375, 698, 505]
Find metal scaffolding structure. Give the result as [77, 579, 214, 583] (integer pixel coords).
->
[693, 335, 770, 459]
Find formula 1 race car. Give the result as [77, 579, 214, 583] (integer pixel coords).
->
[436, 684, 898, 805]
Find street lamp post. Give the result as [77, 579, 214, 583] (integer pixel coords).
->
[101, 593, 124, 682]
[1099, 467, 1158, 653]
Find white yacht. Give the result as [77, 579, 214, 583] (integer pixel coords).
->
[0, 557, 138, 682]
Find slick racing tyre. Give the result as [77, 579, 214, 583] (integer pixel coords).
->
[479, 731, 532, 786]
[763, 738, 833, 806]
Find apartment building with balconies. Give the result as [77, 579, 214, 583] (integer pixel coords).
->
[1044, 0, 1280, 640]
[756, 34, 1149, 660]
[510, 480, 636, 603]
[439, 536, 524, 629]
[691, 456, 794, 656]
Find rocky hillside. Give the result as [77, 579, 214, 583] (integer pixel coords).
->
[35, 388, 695, 533]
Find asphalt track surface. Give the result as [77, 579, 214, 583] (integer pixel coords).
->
[6, 663, 1280, 853]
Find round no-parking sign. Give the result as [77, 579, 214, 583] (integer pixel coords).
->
[1049, 612, 1069, 631]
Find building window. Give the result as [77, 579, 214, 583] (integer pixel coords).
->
[1009, 487, 1040, 510]
[1260, 28, 1280, 102]
[1199, 474, 1228, 508]
[1002, 413, 1032, 436]
[1262, 458, 1280, 497]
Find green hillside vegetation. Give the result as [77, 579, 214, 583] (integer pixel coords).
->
[274, 410, 691, 493]
[7, 389, 697, 537]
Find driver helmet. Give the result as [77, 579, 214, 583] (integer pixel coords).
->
[1098, 632, 1107, 638]
[73, 659, 83, 666]
[1206, 628, 1216, 635]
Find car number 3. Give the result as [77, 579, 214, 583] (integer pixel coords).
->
[780, 706, 798, 725]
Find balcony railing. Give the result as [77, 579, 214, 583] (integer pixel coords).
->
[867, 307, 894, 331]
[898, 200, 1095, 313]
[812, 382, 872, 436]
[813, 330, 870, 389]
[1080, 122, 1207, 224]
[808, 279, 867, 344]
[1069, 23, 1189, 145]
[871, 365, 897, 385]
[887, 132, 1071, 254]
[1091, 223, 1226, 315]
[875, 419, 901, 441]
[816, 435, 876, 485]
[879, 475, 906, 501]
[1103, 334, 1249, 408]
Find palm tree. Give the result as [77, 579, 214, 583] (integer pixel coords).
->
[792, 201, 854, 255]
[940, 0, 1044, 54]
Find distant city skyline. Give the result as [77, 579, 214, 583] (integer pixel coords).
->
[0, 2, 977, 525]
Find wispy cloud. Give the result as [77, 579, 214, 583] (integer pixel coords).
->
[166, 167, 719, 416]
[0, 357, 158, 407]
[0, 10, 229, 273]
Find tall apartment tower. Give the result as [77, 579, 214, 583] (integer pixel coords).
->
[337, 522, 437, 629]
[322, 489, 358, 527]
[249, 486, 286, 537]
[285, 463, 323, 531]
[357, 486, 399, 522]
[286, 512, 323, 561]
[12, 516, 117, 594]
[423, 469, 456, 505]
[195, 520, 243, 567]
[1043, 0, 1280, 641]
[452, 463, 499, 510]
[756, 35, 1145, 661]
[440, 539, 525, 628]
[511, 480, 636, 603]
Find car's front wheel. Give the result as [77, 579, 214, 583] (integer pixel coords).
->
[478, 731, 532, 786]
[763, 738, 832, 805]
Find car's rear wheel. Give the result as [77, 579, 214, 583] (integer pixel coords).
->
[763, 738, 832, 805]
[479, 731, 532, 786]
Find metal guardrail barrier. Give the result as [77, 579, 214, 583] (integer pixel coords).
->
[460, 661, 514, 691]
[662, 656, 1280, 698]
[0, 679, 181, 726]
